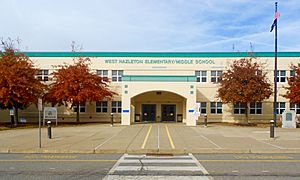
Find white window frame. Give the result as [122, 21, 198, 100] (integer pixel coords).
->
[73, 103, 85, 113]
[290, 103, 300, 114]
[96, 101, 108, 113]
[276, 70, 286, 82]
[37, 69, 49, 81]
[290, 70, 296, 77]
[276, 102, 285, 115]
[234, 103, 246, 114]
[199, 102, 207, 114]
[96, 70, 108, 82]
[210, 102, 222, 114]
[211, 71, 222, 83]
[112, 101, 122, 113]
[195, 71, 207, 83]
[112, 70, 123, 82]
[250, 102, 262, 114]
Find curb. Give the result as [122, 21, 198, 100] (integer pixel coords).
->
[3, 148, 300, 154]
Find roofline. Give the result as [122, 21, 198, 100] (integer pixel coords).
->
[23, 52, 300, 58]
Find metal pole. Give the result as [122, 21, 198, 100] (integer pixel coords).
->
[273, 2, 278, 127]
[39, 110, 41, 148]
[270, 120, 275, 138]
[111, 113, 114, 126]
[204, 114, 208, 127]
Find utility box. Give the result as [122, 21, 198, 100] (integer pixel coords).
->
[282, 110, 297, 128]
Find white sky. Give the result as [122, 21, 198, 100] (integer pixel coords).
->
[1, 0, 299, 52]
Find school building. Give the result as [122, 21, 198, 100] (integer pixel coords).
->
[1, 52, 299, 126]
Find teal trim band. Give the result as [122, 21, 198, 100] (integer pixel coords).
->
[123, 75, 196, 82]
[23, 52, 300, 58]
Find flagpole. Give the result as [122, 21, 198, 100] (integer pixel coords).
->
[273, 2, 278, 126]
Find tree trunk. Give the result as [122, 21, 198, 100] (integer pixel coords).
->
[245, 103, 249, 125]
[14, 107, 19, 126]
[76, 103, 80, 123]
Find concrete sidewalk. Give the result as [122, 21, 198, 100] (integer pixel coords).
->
[0, 123, 300, 154]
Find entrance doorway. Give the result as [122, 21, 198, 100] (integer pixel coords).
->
[161, 104, 176, 122]
[142, 104, 156, 122]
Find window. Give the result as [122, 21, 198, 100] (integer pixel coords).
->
[250, 102, 262, 114]
[210, 102, 222, 114]
[195, 71, 207, 82]
[96, 101, 108, 113]
[199, 102, 207, 114]
[112, 101, 122, 113]
[276, 70, 286, 82]
[234, 103, 246, 114]
[37, 70, 49, 81]
[256, 70, 262, 76]
[290, 70, 296, 77]
[112, 70, 123, 82]
[211, 71, 222, 83]
[276, 102, 285, 114]
[73, 103, 85, 113]
[290, 103, 300, 114]
[96, 70, 108, 81]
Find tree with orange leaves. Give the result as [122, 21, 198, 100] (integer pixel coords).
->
[217, 57, 272, 124]
[44, 56, 116, 122]
[0, 39, 46, 126]
[284, 64, 300, 104]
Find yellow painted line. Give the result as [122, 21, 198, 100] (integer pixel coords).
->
[165, 125, 175, 149]
[198, 159, 300, 163]
[0, 159, 117, 163]
[141, 125, 152, 149]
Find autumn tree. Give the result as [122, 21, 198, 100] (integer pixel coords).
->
[284, 64, 300, 103]
[217, 57, 272, 124]
[0, 39, 46, 126]
[44, 56, 116, 122]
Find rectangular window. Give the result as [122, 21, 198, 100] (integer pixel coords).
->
[210, 102, 222, 114]
[112, 101, 122, 113]
[195, 71, 207, 82]
[290, 103, 300, 114]
[96, 101, 108, 113]
[234, 103, 246, 114]
[276, 70, 286, 82]
[199, 102, 207, 114]
[290, 70, 296, 77]
[96, 70, 108, 81]
[211, 71, 222, 83]
[73, 103, 85, 113]
[276, 102, 285, 114]
[37, 70, 49, 81]
[112, 70, 123, 82]
[250, 102, 262, 114]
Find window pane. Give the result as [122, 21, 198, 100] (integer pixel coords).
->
[112, 70, 117, 75]
[211, 109, 216, 114]
[112, 108, 116, 113]
[103, 108, 107, 112]
[112, 101, 116, 106]
[112, 77, 117, 82]
[202, 71, 207, 76]
[196, 77, 200, 82]
[195, 71, 200, 76]
[202, 77, 207, 82]
[119, 70, 123, 75]
[211, 71, 216, 76]
[250, 109, 255, 114]
[217, 109, 222, 114]
[257, 109, 262, 114]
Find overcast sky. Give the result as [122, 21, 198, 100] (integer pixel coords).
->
[1, 0, 299, 52]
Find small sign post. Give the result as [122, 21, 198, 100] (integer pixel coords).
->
[44, 107, 58, 126]
[38, 98, 42, 148]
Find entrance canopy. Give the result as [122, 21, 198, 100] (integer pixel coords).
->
[121, 76, 197, 126]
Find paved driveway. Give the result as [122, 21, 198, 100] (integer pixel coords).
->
[0, 123, 300, 153]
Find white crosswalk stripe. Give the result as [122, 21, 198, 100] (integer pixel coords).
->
[104, 153, 213, 180]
